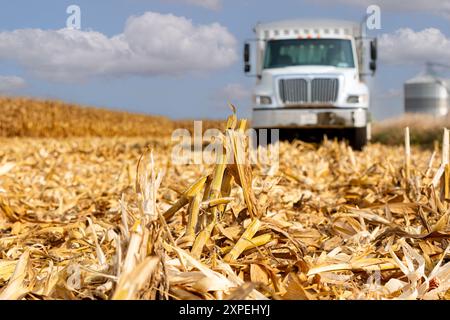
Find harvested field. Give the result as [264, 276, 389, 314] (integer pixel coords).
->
[0, 97, 223, 138]
[0, 98, 449, 300]
[372, 113, 450, 147]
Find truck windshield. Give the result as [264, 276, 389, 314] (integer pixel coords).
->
[264, 39, 355, 69]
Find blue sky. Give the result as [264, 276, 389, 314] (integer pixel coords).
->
[0, 0, 449, 120]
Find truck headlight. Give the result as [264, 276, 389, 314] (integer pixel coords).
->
[347, 95, 367, 104]
[256, 96, 272, 105]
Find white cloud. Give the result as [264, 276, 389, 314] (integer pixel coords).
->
[0, 76, 26, 92]
[311, 0, 450, 20]
[0, 12, 237, 81]
[378, 28, 450, 65]
[175, 0, 222, 11]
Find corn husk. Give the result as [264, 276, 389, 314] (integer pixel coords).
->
[0, 98, 449, 300]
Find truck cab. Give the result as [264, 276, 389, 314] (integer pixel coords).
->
[245, 19, 377, 150]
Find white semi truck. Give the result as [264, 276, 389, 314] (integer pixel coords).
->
[244, 19, 377, 150]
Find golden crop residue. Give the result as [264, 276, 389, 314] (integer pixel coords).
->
[0, 98, 449, 300]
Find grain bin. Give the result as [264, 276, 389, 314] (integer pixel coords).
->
[404, 73, 450, 116]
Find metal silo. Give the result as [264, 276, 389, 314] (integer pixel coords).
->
[404, 72, 449, 117]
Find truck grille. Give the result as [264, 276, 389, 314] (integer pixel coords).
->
[279, 78, 339, 105]
[279, 79, 308, 104]
[311, 79, 339, 103]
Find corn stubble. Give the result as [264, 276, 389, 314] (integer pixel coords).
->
[0, 101, 449, 300]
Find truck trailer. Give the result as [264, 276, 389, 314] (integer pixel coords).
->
[244, 19, 377, 150]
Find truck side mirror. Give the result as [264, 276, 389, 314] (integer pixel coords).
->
[244, 43, 251, 73]
[369, 60, 377, 74]
[370, 39, 377, 61]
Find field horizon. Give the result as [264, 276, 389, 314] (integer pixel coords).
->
[1, 96, 447, 148]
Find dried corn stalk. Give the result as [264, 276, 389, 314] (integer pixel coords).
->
[0, 99, 449, 300]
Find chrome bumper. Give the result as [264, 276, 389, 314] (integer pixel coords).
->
[252, 107, 368, 129]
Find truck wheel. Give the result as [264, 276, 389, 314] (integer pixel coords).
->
[349, 127, 367, 151]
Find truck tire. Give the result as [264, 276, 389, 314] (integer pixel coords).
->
[349, 127, 367, 151]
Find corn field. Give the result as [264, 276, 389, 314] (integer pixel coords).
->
[0, 98, 449, 300]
